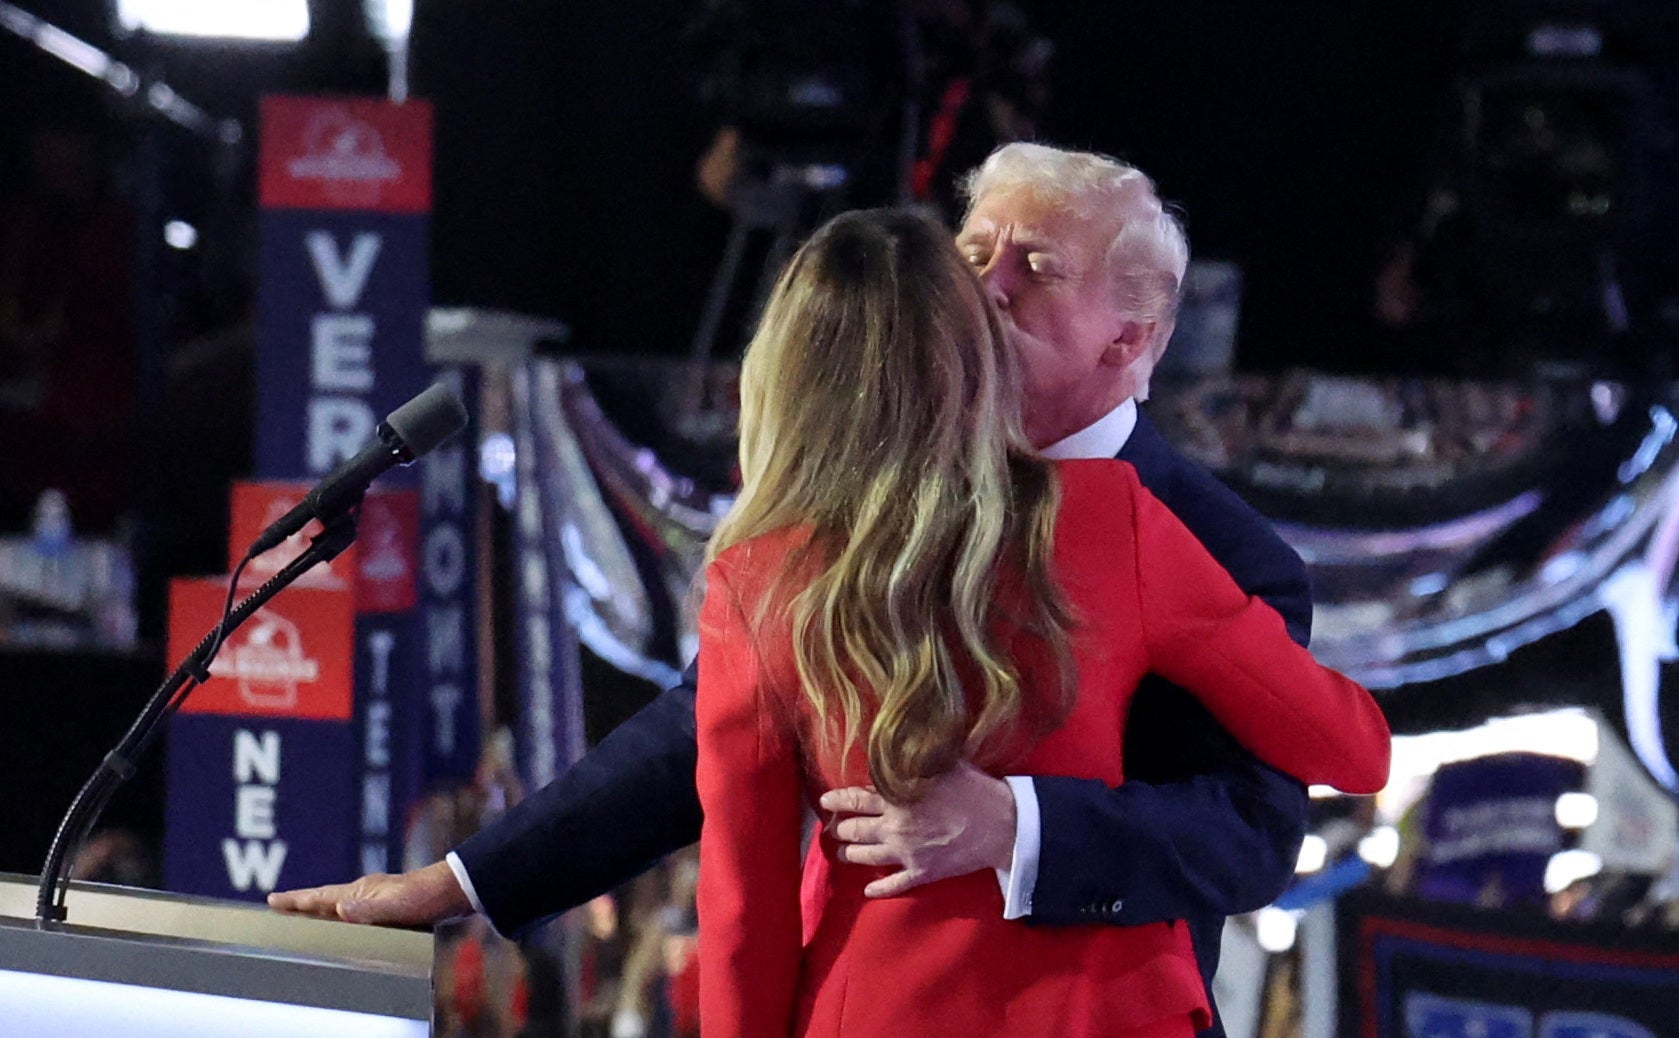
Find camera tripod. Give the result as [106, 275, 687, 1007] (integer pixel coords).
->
[678, 160, 853, 435]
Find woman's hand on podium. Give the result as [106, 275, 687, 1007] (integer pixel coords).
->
[267, 860, 472, 927]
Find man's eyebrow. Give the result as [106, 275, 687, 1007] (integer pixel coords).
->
[957, 224, 1056, 251]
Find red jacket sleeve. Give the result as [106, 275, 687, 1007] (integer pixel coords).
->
[695, 558, 807, 1037]
[1129, 471, 1392, 795]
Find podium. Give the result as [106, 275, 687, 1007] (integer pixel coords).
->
[0, 873, 433, 1037]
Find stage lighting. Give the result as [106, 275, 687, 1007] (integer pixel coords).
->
[1294, 835, 1329, 875]
[1357, 826, 1401, 869]
[163, 220, 197, 250]
[114, 0, 308, 42]
[1554, 791, 1599, 829]
[1254, 907, 1300, 953]
[363, 0, 412, 44]
[362, 0, 413, 101]
[1543, 849, 1603, 893]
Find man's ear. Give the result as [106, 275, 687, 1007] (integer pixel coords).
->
[1101, 320, 1156, 368]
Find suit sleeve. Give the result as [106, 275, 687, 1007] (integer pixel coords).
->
[452, 676, 702, 939]
[694, 562, 806, 1038]
[1130, 481, 1392, 794]
[1029, 445, 1316, 929]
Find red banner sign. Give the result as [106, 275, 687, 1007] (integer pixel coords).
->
[229, 481, 357, 591]
[169, 577, 355, 722]
[353, 488, 421, 613]
[229, 481, 418, 612]
[257, 95, 432, 213]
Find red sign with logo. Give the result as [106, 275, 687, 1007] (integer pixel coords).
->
[169, 577, 355, 722]
[229, 481, 418, 611]
[354, 489, 420, 613]
[258, 96, 432, 213]
[229, 481, 357, 591]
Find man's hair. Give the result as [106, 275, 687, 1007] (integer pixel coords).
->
[961, 143, 1190, 396]
[708, 207, 1075, 803]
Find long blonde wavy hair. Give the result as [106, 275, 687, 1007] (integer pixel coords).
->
[706, 208, 1075, 803]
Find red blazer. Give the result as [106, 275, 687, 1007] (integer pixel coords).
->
[695, 459, 1390, 1038]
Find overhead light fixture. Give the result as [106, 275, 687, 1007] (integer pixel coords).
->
[114, 0, 309, 42]
[363, 0, 412, 44]
[362, 0, 414, 102]
[2, 2, 239, 139]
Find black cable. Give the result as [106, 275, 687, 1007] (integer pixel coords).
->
[191, 554, 252, 683]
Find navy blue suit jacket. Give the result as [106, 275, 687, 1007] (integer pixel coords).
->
[454, 412, 1311, 1038]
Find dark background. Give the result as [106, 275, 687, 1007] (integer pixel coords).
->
[1, 0, 1479, 377]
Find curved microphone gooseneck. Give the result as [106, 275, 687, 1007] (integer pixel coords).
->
[35, 383, 467, 925]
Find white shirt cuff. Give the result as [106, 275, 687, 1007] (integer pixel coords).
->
[445, 850, 487, 917]
[995, 775, 1041, 920]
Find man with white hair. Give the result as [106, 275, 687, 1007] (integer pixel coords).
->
[274, 143, 1314, 1038]
[819, 144, 1312, 1035]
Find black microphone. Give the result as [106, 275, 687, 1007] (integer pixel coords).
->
[247, 382, 468, 558]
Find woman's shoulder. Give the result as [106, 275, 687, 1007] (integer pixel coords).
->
[707, 524, 820, 584]
[1036, 458, 1152, 557]
[1046, 456, 1144, 503]
[703, 526, 822, 653]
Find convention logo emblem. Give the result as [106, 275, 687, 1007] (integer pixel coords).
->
[285, 107, 401, 205]
[207, 608, 321, 710]
[361, 505, 410, 585]
[355, 490, 420, 613]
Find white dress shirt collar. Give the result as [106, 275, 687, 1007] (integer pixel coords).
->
[1037, 399, 1138, 460]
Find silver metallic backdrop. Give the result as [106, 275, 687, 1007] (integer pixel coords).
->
[520, 359, 1679, 789]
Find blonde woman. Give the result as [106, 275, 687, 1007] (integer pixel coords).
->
[694, 207, 1388, 1038]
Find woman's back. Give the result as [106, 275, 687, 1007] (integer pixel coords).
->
[697, 457, 1387, 1037]
[700, 459, 1203, 1038]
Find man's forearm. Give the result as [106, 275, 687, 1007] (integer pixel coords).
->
[1027, 760, 1307, 927]
[453, 682, 702, 938]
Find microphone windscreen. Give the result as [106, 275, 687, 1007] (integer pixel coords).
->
[386, 383, 469, 458]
